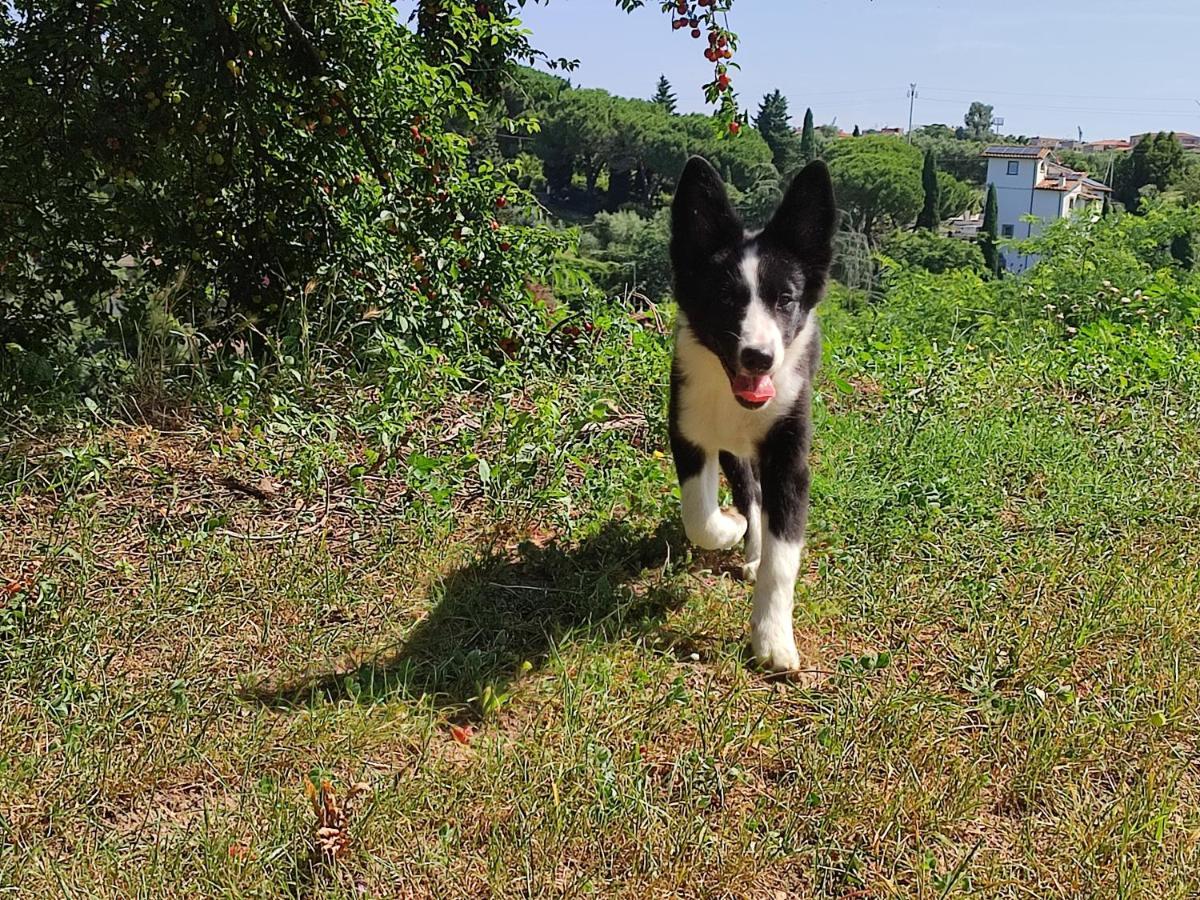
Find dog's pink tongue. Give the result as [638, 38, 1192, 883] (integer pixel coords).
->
[732, 373, 776, 403]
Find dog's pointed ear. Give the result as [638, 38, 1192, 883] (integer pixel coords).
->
[671, 156, 742, 265]
[762, 160, 838, 273]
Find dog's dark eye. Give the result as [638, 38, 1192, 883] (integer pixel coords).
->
[778, 293, 798, 309]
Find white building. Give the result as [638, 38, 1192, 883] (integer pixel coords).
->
[982, 146, 1111, 273]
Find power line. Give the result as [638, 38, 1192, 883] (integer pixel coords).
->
[919, 95, 1200, 118]
[921, 85, 1199, 104]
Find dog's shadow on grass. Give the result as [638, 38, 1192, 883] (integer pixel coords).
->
[246, 519, 700, 719]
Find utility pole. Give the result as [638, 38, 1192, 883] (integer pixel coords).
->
[907, 83, 917, 142]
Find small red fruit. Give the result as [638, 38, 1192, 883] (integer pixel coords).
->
[704, 48, 716, 61]
[490, 219, 500, 231]
[495, 196, 507, 208]
[336, 125, 349, 137]
[499, 241, 511, 251]
[723, 48, 732, 59]
[718, 74, 730, 90]
[728, 121, 741, 135]
[691, 28, 701, 38]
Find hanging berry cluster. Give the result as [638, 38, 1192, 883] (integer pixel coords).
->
[663, 0, 742, 135]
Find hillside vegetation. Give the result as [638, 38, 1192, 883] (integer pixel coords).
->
[4, 1, 1200, 896]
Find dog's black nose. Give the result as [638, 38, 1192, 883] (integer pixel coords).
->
[739, 346, 775, 374]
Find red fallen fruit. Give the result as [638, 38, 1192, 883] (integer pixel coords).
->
[450, 723, 473, 745]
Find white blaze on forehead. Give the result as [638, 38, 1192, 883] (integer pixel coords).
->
[738, 251, 784, 371]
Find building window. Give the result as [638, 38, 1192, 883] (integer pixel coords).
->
[1007, 161, 1020, 175]
[1002, 224, 1015, 238]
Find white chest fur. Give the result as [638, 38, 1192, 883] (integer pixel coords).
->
[673, 313, 818, 460]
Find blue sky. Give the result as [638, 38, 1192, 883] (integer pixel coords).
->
[507, 0, 1200, 141]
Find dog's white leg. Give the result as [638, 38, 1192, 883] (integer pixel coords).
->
[681, 454, 747, 550]
[750, 518, 802, 672]
[742, 502, 762, 582]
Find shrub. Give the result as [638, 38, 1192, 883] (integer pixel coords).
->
[0, 1, 566, 369]
[880, 229, 986, 276]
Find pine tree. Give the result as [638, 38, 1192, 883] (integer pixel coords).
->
[652, 75, 676, 114]
[981, 183, 1001, 277]
[754, 89, 802, 175]
[916, 150, 941, 230]
[852, 125, 861, 138]
[800, 107, 816, 163]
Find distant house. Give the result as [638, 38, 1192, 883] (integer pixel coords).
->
[982, 145, 1111, 273]
[946, 211, 983, 240]
[1131, 132, 1200, 151]
[1080, 139, 1131, 153]
[1030, 136, 1077, 150]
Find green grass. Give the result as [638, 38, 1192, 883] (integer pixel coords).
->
[3, 279, 1200, 898]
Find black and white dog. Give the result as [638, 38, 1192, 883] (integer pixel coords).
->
[668, 156, 837, 673]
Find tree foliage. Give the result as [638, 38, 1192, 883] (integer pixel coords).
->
[800, 107, 816, 164]
[754, 89, 802, 176]
[652, 75, 677, 114]
[917, 149, 940, 229]
[1115, 132, 1187, 212]
[981, 183, 1001, 277]
[937, 171, 980, 220]
[1, 0, 567, 355]
[881, 228, 986, 275]
[963, 101, 994, 142]
[826, 135, 923, 240]
[528, 78, 773, 209]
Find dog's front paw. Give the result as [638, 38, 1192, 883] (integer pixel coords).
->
[685, 508, 747, 551]
[750, 619, 801, 674]
[741, 558, 761, 583]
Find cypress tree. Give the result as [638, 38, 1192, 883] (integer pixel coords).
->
[800, 107, 816, 163]
[916, 150, 941, 229]
[981, 183, 1001, 277]
[852, 124, 861, 137]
